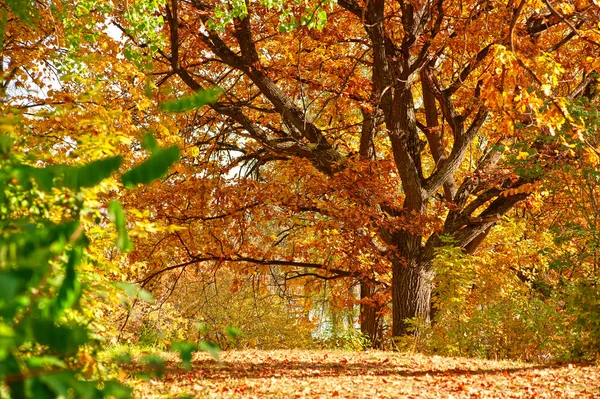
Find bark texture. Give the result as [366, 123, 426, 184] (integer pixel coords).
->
[392, 260, 435, 336]
[360, 281, 384, 348]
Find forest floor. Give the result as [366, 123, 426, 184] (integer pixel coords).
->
[123, 349, 600, 398]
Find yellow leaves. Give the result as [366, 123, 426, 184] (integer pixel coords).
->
[541, 84, 552, 96]
[132, 220, 159, 235]
[584, 146, 600, 165]
[585, 55, 600, 71]
[493, 44, 515, 64]
[136, 97, 154, 111]
[556, 2, 574, 15]
[185, 146, 200, 158]
[500, 182, 539, 198]
[157, 124, 170, 137]
[118, 135, 133, 146]
[516, 151, 529, 160]
[166, 224, 186, 233]
[0, 115, 18, 134]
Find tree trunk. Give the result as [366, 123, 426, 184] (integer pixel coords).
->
[392, 258, 435, 336]
[360, 280, 384, 348]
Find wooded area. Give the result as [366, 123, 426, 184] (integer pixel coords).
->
[1, 0, 600, 397]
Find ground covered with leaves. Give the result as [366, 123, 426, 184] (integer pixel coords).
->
[124, 350, 599, 398]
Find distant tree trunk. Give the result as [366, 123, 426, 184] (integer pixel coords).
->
[391, 258, 435, 336]
[360, 280, 384, 348]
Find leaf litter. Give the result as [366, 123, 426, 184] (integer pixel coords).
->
[124, 349, 600, 398]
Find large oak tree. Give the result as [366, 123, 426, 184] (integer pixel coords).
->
[111, 0, 600, 340]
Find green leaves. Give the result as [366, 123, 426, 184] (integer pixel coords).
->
[51, 247, 83, 317]
[115, 282, 155, 304]
[6, 155, 123, 192]
[0, 139, 140, 398]
[60, 156, 123, 190]
[122, 134, 180, 187]
[159, 87, 222, 113]
[3, 0, 37, 26]
[171, 341, 198, 370]
[0, 134, 14, 155]
[198, 340, 221, 361]
[32, 319, 89, 356]
[139, 354, 166, 377]
[226, 325, 242, 340]
[109, 201, 133, 252]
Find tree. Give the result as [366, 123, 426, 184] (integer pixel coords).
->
[110, 0, 600, 339]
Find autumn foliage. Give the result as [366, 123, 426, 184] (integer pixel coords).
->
[2, 0, 600, 386]
[104, 0, 600, 345]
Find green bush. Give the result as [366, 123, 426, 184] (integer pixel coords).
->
[319, 328, 372, 351]
[0, 132, 132, 398]
[413, 223, 600, 362]
[0, 127, 195, 397]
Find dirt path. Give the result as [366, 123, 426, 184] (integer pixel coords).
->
[127, 349, 600, 398]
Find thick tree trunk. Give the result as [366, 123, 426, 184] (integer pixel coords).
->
[359, 280, 384, 348]
[392, 258, 435, 336]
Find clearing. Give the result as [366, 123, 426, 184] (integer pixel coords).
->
[124, 349, 600, 398]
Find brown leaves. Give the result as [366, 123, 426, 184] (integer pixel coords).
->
[128, 349, 600, 398]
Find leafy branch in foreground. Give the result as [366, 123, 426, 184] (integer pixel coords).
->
[0, 126, 199, 398]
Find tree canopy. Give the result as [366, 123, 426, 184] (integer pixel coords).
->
[104, 0, 600, 338]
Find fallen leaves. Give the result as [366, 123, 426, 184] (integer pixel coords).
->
[123, 349, 600, 398]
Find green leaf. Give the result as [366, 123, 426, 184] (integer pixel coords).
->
[226, 325, 242, 339]
[31, 167, 55, 191]
[115, 282, 137, 298]
[51, 247, 82, 316]
[121, 146, 179, 187]
[112, 352, 132, 364]
[25, 356, 67, 369]
[102, 381, 132, 399]
[142, 133, 159, 152]
[194, 321, 209, 333]
[198, 341, 220, 361]
[317, 9, 327, 29]
[1, 354, 23, 396]
[4, 0, 37, 26]
[115, 282, 154, 304]
[171, 341, 198, 370]
[60, 156, 123, 190]
[138, 288, 155, 303]
[139, 354, 165, 377]
[159, 87, 222, 113]
[27, 378, 56, 399]
[0, 272, 22, 302]
[0, 323, 15, 361]
[108, 201, 132, 252]
[33, 320, 89, 356]
[38, 371, 101, 398]
[0, 134, 14, 156]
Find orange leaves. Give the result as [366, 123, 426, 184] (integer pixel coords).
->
[126, 349, 600, 399]
[499, 182, 539, 198]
